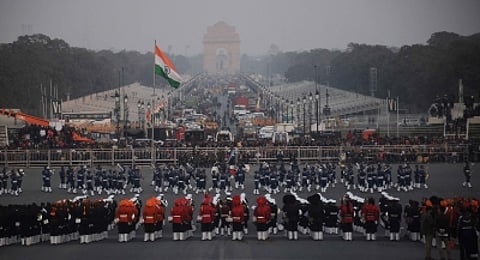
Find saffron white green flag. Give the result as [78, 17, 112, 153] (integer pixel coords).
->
[155, 44, 182, 89]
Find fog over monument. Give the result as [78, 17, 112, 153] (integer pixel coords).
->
[1, 0, 480, 55]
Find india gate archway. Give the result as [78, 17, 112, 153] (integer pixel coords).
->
[203, 21, 240, 74]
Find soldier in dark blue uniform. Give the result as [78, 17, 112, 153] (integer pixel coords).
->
[66, 166, 75, 193]
[42, 166, 53, 193]
[58, 166, 66, 189]
[85, 170, 94, 196]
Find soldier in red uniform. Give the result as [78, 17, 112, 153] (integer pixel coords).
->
[154, 194, 167, 240]
[231, 195, 245, 240]
[143, 197, 163, 242]
[170, 198, 186, 241]
[362, 197, 380, 241]
[253, 196, 271, 240]
[340, 194, 354, 241]
[198, 194, 216, 241]
[115, 199, 139, 242]
[183, 194, 194, 239]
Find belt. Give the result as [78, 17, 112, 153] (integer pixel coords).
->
[145, 216, 154, 219]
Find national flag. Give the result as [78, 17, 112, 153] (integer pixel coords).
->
[155, 44, 182, 89]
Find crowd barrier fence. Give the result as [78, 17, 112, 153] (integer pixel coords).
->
[0, 144, 473, 168]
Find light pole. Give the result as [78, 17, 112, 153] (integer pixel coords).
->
[123, 95, 128, 139]
[290, 100, 294, 124]
[285, 99, 290, 124]
[309, 92, 313, 136]
[137, 100, 145, 130]
[323, 88, 331, 119]
[296, 98, 300, 130]
[315, 90, 319, 133]
[281, 97, 285, 123]
[114, 91, 120, 138]
[303, 95, 306, 141]
[167, 92, 171, 121]
[147, 101, 153, 141]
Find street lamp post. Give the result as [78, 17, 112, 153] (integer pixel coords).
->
[290, 100, 294, 124]
[296, 98, 300, 130]
[303, 95, 306, 141]
[315, 90, 319, 133]
[113, 91, 120, 138]
[137, 100, 145, 130]
[285, 99, 290, 124]
[123, 95, 128, 139]
[323, 88, 331, 119]
[281, 97, 285, 123]
[309, 92, 313, 136]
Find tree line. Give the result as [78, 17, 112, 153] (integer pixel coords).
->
[1, 32, 479, 116]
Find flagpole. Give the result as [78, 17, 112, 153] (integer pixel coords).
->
[151, 40, 156, 165]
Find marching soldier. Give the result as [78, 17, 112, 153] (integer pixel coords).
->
[115, 197, 139, 242]
[170, 198, 187, 241]
[0, 167, 9, 195]
[85, 170, 94, 196]
[58, 166, 66, 189]
[463, 161, 472, 188]
[66, 166, 75, 193]
[231, 195, 245, 240]
[265, 194, 279, 235]
[307, 193, 325, 240]
[340, 194, 354, 241]
[17, 168, 24, 193]
[387, 197, 402, 241]
[404, 199, 422, 241]
[282, 194, 300, 240]
[41, 166, 53, 193]
[10, 169, 19, 196]
[253, 196, 271, 240]
[362, 197, 380, 241]
[199, 194, 216, 241]
[142, 196, 165, 242]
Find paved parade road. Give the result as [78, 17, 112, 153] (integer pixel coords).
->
[1, 162, 478, 260]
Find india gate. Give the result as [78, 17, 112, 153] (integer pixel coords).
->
[203, 21, 240, 74]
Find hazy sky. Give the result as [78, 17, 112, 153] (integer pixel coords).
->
[1, 0, 479, 56]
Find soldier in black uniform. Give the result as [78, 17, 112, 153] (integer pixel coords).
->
[58, 166, 66, 189]
[307, 193, 325, 240]
[0, 167, 9, 195]
[66, 166, 75, 193]
[41, 166, 53, 193]
[463, 161, 472, 188]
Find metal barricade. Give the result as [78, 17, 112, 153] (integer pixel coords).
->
[0, 143, 471, 168]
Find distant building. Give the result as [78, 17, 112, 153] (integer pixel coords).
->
[203, 21, 240, 74]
